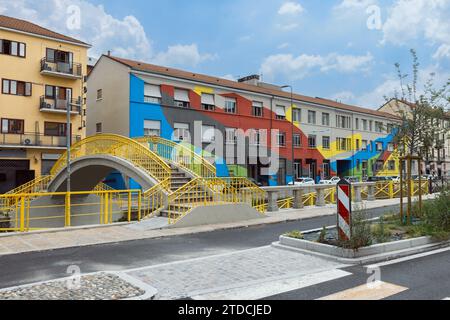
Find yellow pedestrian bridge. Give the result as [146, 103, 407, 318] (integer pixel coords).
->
[0, 134, 432, 233]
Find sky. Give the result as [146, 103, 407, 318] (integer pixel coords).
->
[1, 0, 449, 109]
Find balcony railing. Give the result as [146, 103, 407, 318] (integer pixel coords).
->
[40, 96, 81, 114]
[0, 132, 81, 149]
[40, 58, 82, 78]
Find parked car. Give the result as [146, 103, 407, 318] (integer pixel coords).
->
[247, 178, 263, 187]
[345, 176, 361, 183]
[288, 177, 315, 186]
[390, 176, 400, 183]
[319, 176, 341, 185]
[367, 176, 390, 182]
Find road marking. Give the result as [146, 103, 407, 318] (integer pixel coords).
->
[366, 246, 450, 269]
[192, 269, 352, 300]
[317, 281, 408, 300]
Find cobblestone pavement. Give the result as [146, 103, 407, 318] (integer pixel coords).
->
[127, 246, 345, 300]
[0, 273, 145, 300]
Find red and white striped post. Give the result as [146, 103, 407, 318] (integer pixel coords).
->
[337, 179, 352, 241]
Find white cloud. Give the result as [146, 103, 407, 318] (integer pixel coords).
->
[433, 44, 450, 60]
[220, 74, 236, 81]
[334, 0, 376, 11]
[277, 43, 290, 49]
[278, 2, 304, 15]
[381, 0, 450, 47]
[153, 44, 216, 68]
[260, 52, 373, 81]
[0, 0, 214, 68]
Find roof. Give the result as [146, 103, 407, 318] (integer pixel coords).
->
[0, 15, 90, 47]
[106, 55, 400, 120]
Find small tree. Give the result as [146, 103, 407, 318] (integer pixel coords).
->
[387, 50, 450, 160]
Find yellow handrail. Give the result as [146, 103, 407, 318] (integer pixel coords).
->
[51, 134, 171, 191]
[135, 136, 216, 178]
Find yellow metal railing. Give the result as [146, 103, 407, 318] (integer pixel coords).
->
[51, 134, 171, 190]
[0, 190, 141, 233]
[166, 177, 266, 224]
[141, 178, 170, 218]
[135, 136, 216, 178]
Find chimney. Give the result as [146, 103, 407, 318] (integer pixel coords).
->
[237, 74, 260, 86]
[107, 50, 111, 56]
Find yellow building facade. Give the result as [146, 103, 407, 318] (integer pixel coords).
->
[0, 15, 90, 193]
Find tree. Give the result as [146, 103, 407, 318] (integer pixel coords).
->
[386, 49, 450, 165]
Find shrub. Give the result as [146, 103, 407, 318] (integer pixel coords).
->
[339, 207, 373, 250]
[372, 216, 391, 243]
[317, 226, 327, 244]
[420, 190, 450, 240]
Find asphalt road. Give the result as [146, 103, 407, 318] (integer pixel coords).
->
[0, 205, 398, 289]
[264, 249, 450, 300]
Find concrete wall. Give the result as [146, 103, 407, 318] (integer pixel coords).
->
[170, 203, 264, 228]
[86, 56, 130, 137]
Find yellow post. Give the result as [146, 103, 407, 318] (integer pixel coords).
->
[128, 191, 132, 222]
[65, 192, 71, 227]
[389, 181, 394, 199]
[104, 192, 109, 225]
[137, 191, 142, 222]
[19, 196, 25, 232]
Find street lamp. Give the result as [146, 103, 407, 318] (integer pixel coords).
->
[281, 85, 295, 184]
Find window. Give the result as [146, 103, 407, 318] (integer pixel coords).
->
[44, 122, 67, 136]
[362, 119, 368, 131]
[355, 139, 360, 150]
[143, 120, 161, 137]
[293, 134, 301, 148]
[375, 121, 383, 133]
[369, 121, 373, 131]
[275, 105, 286, 120]
[376, 142, 383, 152]
[336, 138, 351, 151]
[252, 101, 263, 117]
[336, 115, 351, 129]
[277, 132, 286, 147]
[96, 89, 102, 101]
[292, 108, 301, 122]
[225, 128, 237, 144]
[375, 160, 384, 171]
[201, 93, 215, 111]
[0, 39, 26, 57]
[308, 111, 316, 124]
[96, 123, 102, 133]
[322, 113, 330, 126]
[144, 84, 162, 104]
[46, 48, 72, 63]
[1, 118, 24, 134]
[249, 129, 261, 146]
[174, 89, 190, 108]
[225, 98, 237, 114]
[173, 122, 190, 141]
[202, 125, 215, 142]
[355, 118, 360, 130]
[388, 143, 394, 152]
[294, 160, 302, 179]
[322, 136, 330, 150]
[387, 123, 394, 134]
[2, 79, 32, 96]
[308, 135, 317, 148]
[388, 160, 396, 171]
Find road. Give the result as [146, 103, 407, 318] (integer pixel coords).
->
[264, 248, 450, 300]
[0, 205, 396, 289]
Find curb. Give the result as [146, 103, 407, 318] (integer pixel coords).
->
[271, 240, 450, 265]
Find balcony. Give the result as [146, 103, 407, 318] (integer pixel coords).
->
[40, 96, 81, 115]
[40, 58, 82, 79]
[0, 132, 81, 149]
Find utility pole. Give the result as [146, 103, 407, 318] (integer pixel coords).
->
[66, 97, 71, 194]
[281, 85, 294, 185]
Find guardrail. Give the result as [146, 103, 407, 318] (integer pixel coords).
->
[135, 136, 217, 178]
[0, 190, 141, 233]
[261, 180, 434, 212]
[40, 58, 82, 78]
[0, 133, 81, 149]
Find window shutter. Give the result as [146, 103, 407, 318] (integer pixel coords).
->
[144, 84, 162, 98]
[144, 120, 161, 130]
[201, 93, 215, 105]
[25, 83, 32, 96]
[276, 106, 286, 117]
[174, 89, 190, 102]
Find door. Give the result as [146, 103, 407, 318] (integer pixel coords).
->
[0, 160, 30, 193]
[16, 170, 35, 188]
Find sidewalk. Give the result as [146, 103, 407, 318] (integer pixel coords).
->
[0, 195, 437, 257]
